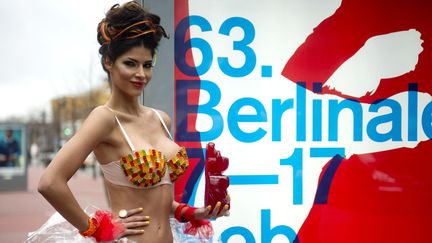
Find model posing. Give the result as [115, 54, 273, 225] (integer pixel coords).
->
[38, 2, 229, 242]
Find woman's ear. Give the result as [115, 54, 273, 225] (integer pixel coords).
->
[103, 57, 113, 72]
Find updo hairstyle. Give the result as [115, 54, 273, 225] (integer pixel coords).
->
[97, 1, 168, 74]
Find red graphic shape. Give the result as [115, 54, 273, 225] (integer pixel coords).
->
[298, 140, 432, 242]
[283, 0, 432, 242]
[282, 0, 432, 104]
[174, 0, 204, 202]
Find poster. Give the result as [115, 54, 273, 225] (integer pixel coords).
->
[173, 0, 432, 242]
[0, 124, 26, 177]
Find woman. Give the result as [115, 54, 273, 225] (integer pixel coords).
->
[38, 2, 229, 242]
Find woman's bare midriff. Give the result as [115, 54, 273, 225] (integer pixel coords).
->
[105, 181, 174, 243]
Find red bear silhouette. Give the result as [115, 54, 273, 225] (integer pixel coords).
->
[204, 142, 230, 214]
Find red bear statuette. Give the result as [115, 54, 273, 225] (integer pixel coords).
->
[205, 142, 230, 213]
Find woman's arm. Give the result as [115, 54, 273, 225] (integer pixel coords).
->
[38, 106, 114, 231]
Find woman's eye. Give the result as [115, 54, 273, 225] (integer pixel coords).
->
[124, 61, 136, 67]
[143, 63, 153, 69]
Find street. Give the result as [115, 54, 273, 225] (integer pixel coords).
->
[0, 165, 108, 243]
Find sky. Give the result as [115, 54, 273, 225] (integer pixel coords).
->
[0, 0, 129, 121]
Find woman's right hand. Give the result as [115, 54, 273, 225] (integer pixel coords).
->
[115, 207, 150, 237]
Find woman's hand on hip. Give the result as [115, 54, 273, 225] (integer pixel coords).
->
[115, 207, 150, 237]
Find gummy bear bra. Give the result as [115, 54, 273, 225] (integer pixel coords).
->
[99, 107, 189, 189]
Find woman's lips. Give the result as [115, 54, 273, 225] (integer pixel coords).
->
[131, 81, 145, 89]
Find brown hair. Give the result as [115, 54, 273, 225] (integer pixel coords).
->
[97, 1, 168, 73]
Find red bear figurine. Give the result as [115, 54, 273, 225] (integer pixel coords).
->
[205, 142, 230, 214]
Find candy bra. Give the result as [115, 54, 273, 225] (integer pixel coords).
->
[99, 108, 189, 189]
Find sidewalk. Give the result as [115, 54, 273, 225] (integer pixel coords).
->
[0, 165, 108, 243]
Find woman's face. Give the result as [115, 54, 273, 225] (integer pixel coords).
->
[105, 45, 154, 97]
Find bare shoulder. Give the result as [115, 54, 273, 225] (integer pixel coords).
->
[77, 105, 116, 137]
[151, 108, 172, 130]
[46, 105, 117, 172]
[87, 105, 116, 125]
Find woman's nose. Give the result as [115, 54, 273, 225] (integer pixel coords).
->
[136, 66, 146, 78]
